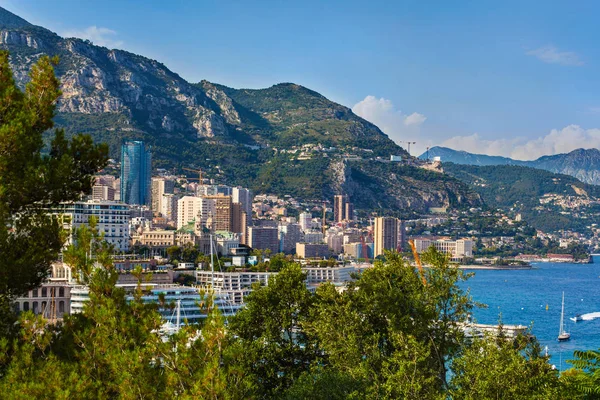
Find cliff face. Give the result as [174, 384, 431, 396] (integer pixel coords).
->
[0, 6, 481, 213]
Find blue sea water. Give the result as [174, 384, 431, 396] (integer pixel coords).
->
[460, 256, 600, 371]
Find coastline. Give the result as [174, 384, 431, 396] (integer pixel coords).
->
[457, 264, 533, 270]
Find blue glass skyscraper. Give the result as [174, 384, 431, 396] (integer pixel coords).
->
[120, 140, 152, 205]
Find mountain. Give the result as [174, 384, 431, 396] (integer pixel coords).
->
[443, 163, 600, 233]
[0, 6, 481, 213]
[421, 146, 600, 185]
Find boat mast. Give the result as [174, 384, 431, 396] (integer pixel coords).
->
[176, 299, 181, 330]
[559, 291, 565, 335]
[210, 234, 215, 288]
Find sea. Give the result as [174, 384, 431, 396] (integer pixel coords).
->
[460, 256, 600, 371]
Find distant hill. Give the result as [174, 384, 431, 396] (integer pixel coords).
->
[0, 6, 481, 213]
[421, 146, 600, 185]
[443, 163, 600, 233]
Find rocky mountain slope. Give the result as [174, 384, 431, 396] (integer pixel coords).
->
[0, 6, 481, 213]
[421, 146, 600, 185]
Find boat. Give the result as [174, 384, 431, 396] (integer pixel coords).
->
[570, 314, 583, 323]
[558, 292, 571, 342]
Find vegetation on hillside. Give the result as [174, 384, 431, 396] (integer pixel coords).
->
[444, 163, 600, 233]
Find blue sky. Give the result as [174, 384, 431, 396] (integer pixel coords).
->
[2, 0, 600, 159]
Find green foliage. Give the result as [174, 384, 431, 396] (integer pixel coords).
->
[444, 163, 600, 233]
[0, 50, 107, 336]
[449, 334, 563, 399]
[228, 263, 320, 397]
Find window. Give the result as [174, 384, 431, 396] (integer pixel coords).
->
[42, 287, 47, 297]
[32, 289, 38, 298]
[23, 302, 29, 311]
[59, 287, 65, 297]
[13, 303, 19, 313]
[59, 301, 65, 313]
[33, 301, 38, 314]
[42, 301, 47, 314]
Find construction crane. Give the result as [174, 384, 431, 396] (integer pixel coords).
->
[182, 167, 205, 184]
[321, 203, 327, 235]
[408, 239, 427, 286]
[399, 141, 416, 155]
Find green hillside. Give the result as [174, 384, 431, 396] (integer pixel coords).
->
[444, 163, 600, 232]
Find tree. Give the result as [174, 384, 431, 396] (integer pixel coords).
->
[304, 248, 475, 398]
[228, 263, 320, 398]
[0, 51, 107, 335]
[449, 334, 563, 399]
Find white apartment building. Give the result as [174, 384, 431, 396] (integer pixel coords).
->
[299, 212, 312, 231]
[176, 196, 216, 228]
[303, 266, 356, 284]
[196, 270, 273, 304]
[51, 200, 131, 252]
[413, 237, 474, 259]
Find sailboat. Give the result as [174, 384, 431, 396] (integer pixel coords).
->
[558, 292, 571, 342]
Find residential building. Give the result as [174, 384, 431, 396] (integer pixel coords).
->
[279, 223, 303, 254]
[120, 140, 152, 205]
[299, 212, 312, 231]
[51, 200, 131, 252]
[374, 217, 398, 257]
[92, 184, 115, 201]
[151, 177, 174, 215]
[248, 226, 279, 254]
[413, 237, 474, 259]
[334, 194, 353, 223]
[304, 231, 324, 244]
[296, 243, 330, 259]
[177, 196, 204, 229]
[232, 187, 252, 224]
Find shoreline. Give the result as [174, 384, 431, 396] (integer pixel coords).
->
[457, 264, 533, 270]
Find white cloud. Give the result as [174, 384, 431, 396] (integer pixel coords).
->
[62, 26, 123, 49]
[352, 95, 426, 154]
[403, 112, 427, 126]
[440, 125, 600, 160]
[525, 45, 583, 66]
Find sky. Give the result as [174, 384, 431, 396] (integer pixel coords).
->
[2, 0, 600, 159]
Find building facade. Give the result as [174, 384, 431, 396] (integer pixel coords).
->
[120, 141, 152, 205]
[374, 217, 398, 257]
[51, 200, 131, 252]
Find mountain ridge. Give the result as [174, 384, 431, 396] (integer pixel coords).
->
[421, 146, 600, 185]
[0, 6, 481, 213]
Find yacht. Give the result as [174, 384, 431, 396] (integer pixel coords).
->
[558, 292, 571, 342]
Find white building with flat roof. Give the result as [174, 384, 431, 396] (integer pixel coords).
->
[50, 200, 130, 252]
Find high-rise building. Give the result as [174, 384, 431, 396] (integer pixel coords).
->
[151, 178, 174, 214]
[299, 212, 312, 232]
[374, 217, 399, 257]
[333, 195, 353, 223]
[232, 187, 252, 224]
[279, 223, 303, 254]
[204, 195, 233, 232]
[334, 195, 345, 223]
[120, 141, 152, 205]
[177, 196, 203, 229]
[160, 193, 178, 222]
